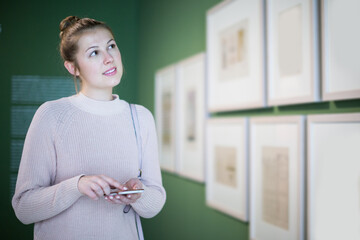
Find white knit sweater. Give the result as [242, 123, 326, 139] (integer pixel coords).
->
[12, 93, 166, 240]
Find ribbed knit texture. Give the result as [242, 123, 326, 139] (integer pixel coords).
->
[12, 93, 166, 240]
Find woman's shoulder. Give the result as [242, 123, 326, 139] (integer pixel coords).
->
[119, 100, 152, 116]
[131, 104, 154, 120]
[122, 102, 155, 125]
[38, 96, 72, 112]
[34, 96, 74, 122]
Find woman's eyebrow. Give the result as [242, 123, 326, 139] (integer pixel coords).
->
[86, 45, 98, 52]
[85, 39, 114, 52]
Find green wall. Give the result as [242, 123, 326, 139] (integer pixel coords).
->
[137, 0, 250, 239]
[0, 0, 139, 238]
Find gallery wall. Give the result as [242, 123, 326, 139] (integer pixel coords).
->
[138, 0, 249, 239]
[138, 0, 360, 240]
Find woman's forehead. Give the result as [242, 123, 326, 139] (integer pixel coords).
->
[77, 28, 114, 49]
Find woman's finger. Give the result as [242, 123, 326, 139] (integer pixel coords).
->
[99, 175, 122, 189]
[86, 189, 99, 200]
[92, 177, 112, 196]
[124, 178, 143, 190]
[89, 181, 107, 197]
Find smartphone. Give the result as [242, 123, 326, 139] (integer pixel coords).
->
[107, 188, 144, 196]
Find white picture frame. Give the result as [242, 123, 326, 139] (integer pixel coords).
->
[321, 0, 360, 101]
[155, 65, 177, 172]
[267, 0, 320, 106]
[250, 116, 305, 240]
[206, 117, 249, 221]
[207, 0, 266, 112]
[307, 113, 360, 240]
[176, 53, 206, 182]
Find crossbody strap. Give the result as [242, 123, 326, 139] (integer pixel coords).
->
[125, 103, 144, 240]
[129, 103, 143, 179]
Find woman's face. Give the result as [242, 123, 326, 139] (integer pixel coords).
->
[73, 27, 123, 95]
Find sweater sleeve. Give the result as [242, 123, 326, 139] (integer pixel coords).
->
[12, 102, 83, 224]
[130, 105, 166, 218]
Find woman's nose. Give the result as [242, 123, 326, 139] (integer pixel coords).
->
[103, 52, 114, 64]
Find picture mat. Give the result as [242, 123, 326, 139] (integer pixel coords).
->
[267, 0, 320, 105]
[250, 116, 305, 240]
[177, 53, 205, 182]
[307, 113, 360, 240]
[206, 118, 249, 221]
[155, 66, 177, 172]
[322, 0, 360, 100]
[278, 4, 302, 78]
[207, 0, 265, 111]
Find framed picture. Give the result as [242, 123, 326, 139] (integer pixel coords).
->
[206, 117, 249, 221]
[267, 0, 320, 106]
[321, 0, 360, 101]
[250, 116, 305, 240]
[206, 0, 266, 112]
[176, 53, 206, 182]
[307, 113, 360, 240]
[155, 65, 177, 172]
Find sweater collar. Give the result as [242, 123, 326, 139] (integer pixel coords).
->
[69, 92, 125, 115]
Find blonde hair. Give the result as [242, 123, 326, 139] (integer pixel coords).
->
[59, 16, 114, 92]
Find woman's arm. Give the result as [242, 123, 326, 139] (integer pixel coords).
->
[12, 102, 83, 224]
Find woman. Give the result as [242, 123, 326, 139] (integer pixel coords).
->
[12, 16, 166, 240]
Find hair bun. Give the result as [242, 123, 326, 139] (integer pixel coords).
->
[59, 16, 80, 38]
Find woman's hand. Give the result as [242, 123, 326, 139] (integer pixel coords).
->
[104, 178, 143, 205]
[77, 175, 124, 200]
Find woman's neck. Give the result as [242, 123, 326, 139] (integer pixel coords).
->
[79, 88, 114, 101]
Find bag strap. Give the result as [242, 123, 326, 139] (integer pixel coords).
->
[125, 103, 144, 240]
[129, 103, 143, 179]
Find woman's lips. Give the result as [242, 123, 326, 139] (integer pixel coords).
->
[103, 67, 117, 76]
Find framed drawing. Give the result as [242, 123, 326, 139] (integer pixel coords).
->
[250, 116, 305, 240]
[206, 0, 266, 112]
[206, 117, 249, 221]
[155, 65, 177, 172]
[321, 0, 360, 101]
[176, 53, 206, 182]
[307, 113, 360, 240]
[267, 0, 320, 106]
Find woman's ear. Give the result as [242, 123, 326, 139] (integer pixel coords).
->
[64, 61, 79, 76]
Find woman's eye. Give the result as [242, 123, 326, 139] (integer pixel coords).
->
[108, 44, 116, 50]
[90, 50, 98, 57]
